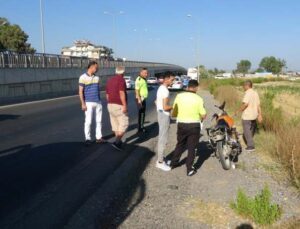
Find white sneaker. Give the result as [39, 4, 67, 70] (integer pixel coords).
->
[231, 163, 236, 170]
[156, 161, 171, 171]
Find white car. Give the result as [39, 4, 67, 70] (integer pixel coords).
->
[147, 77, 158, 85]
[170, 77, 183, 90]
[124, 76, 135, 89]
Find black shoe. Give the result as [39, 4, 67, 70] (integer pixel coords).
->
[137, 128, 147, 133]
[170, 161, 180, 169]
[85, 140, 92, 146]
[187, 169, 197, 177]
[96, 138, 107, 144]
[111, 141, 123, 151]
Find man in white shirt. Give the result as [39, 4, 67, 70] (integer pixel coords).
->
[155, 72, 175, 171]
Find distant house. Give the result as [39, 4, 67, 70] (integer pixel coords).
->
[254, 72, 274, 78]
[215, 73, 232, 79]
[61, 40, 113, 59]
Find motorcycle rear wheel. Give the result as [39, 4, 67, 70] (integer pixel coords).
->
[216, 141, 231, 170]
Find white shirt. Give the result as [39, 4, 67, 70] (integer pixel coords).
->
[156, 85, 170, 115]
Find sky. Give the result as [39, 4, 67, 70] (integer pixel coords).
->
[0, 0, 299, 70]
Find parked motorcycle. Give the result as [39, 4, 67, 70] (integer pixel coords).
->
[206, 102, 242, 170]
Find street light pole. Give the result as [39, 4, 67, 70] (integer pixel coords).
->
[104, 11, 124, 58]
[40, 0, 45, 53]
[187, 14, 200, 81]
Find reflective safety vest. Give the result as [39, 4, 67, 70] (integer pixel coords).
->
[172, 91, 206, 123]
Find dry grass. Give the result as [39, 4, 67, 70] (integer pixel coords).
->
[276, 124, 300, 188]
[213, 85, 242, 111]
[273, 93, 300, 118]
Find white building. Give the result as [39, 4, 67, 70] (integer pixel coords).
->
[61, 40, 113, 59]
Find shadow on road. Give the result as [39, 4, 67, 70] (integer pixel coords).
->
[165, 138, 213, 172]
[0, 114, 21, 122]
[0, 141, 88, 218]
[95, 142, 153, 229]
[0, 123, 157, 228]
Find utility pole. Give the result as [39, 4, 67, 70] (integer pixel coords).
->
[40, 0, 45, 53]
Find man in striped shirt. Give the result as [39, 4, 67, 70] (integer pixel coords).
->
[79, 61, 106, 145]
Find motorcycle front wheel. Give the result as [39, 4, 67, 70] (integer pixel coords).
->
[216, 140, 231, 170]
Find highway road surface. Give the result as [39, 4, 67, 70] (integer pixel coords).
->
[0, 86, 168, 229]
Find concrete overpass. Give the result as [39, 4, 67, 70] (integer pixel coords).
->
[0, 52, 186, 105]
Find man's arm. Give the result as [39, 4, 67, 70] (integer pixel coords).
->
[135, 79, 142, 105]
[235, 103, 248, 115]
[79, 86, 87, 111]
[119, 90, 127, 113]
[163, 97, 172, 111]
[135, 88, 142, 103]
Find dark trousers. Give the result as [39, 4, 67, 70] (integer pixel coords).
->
[242, 119, 257, 148]
[138, 100, 146, 131]
[171, 123, 201, 172]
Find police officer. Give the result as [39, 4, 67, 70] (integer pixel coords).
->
[170, 80, 207, 176]
[135, 68, 149, 133]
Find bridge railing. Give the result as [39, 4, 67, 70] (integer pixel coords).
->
[0, 52, 183, 70]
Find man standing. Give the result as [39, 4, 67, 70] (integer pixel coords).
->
[235, 80, 262, 152]
[106, 66, 129, 151]
[79, 61, 106, 145]
[170, 80, 206, 176]
[135, 68, 149, 133]
[156, 72, 175, 171]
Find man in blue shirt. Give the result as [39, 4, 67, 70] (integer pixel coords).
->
[79, 61, 106, 145]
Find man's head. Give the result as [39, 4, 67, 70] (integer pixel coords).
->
[187, 80, 199, 93]
[243, 80, 253, 91]
[140, 68, 148, 78]
[162, 72, 175, 87]
[87, 61, 99, 75]
[116, 66, 125, 75]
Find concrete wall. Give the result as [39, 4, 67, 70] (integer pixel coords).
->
[0, 66, 185, 105]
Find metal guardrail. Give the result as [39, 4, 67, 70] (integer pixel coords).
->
[0, 52, 184, 70]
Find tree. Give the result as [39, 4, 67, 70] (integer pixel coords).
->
[236, 60, 251, 76]
[0, 17, 35, 53]
[259, 56, 286, 75]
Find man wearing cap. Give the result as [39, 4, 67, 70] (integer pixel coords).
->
[106, 66, 129, 151]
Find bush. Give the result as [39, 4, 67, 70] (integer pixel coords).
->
[230, 186, 282, 225]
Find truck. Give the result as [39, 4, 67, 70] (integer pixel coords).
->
[187, 68, 198, 80]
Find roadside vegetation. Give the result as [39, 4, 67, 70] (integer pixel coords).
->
[201, 78, 300, 189]
[230, 185, 282, 226]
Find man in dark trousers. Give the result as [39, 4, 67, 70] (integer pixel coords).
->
[170, 80, 207, 176]
[135, 68, 149, 133]
[235, 80, 262, 152]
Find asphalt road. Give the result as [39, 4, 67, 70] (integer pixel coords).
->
[0, 86, 162, 229]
